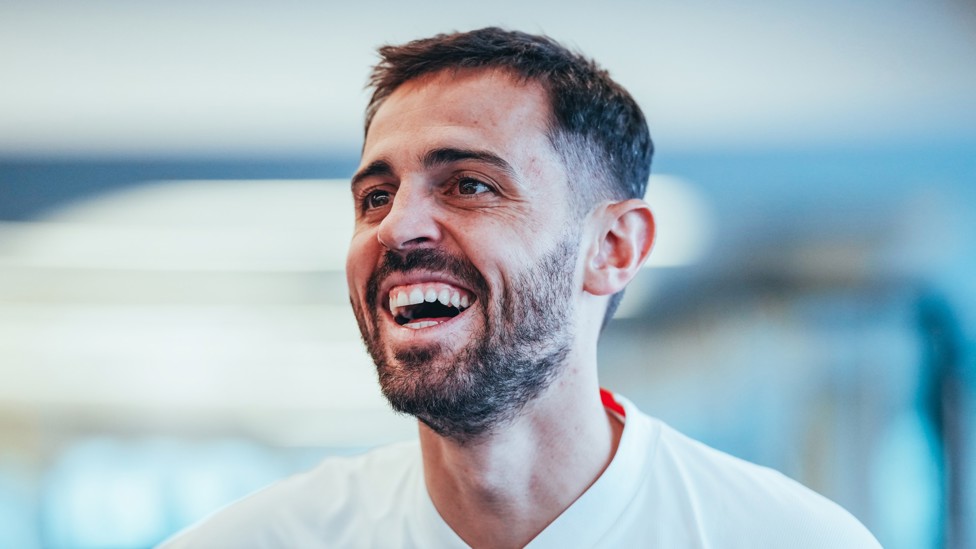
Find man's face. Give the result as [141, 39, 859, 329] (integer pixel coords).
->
[346, 69, 582, 441]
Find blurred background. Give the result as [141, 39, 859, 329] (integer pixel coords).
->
[1, 1, 974, 547]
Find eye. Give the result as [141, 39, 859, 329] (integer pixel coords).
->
[456, 176, 493, 196]
[364, 189, 391, 210]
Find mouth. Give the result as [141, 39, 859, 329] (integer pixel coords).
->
[387, 282, 476, 330]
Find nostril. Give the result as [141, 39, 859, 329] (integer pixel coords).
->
[378, 226, 437, 251]
[378, 233, 432, 251]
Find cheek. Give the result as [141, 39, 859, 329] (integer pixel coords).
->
[346, 232, 378, 296]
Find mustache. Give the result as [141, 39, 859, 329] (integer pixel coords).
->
[365, 248, 490, 311]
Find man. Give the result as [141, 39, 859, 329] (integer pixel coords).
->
[163, 28, 880, 548]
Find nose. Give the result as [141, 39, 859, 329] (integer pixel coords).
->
[376, 182, 442, 251]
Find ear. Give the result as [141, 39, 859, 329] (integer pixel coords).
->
[583, 199, 655, 296]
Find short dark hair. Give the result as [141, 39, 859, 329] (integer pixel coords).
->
[364, 27, 653, 326]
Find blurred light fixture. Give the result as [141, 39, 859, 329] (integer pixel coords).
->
[0, 180, 352, 272]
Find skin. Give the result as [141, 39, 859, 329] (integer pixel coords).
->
[347, 68, 655, 548]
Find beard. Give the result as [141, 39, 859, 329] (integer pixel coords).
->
[351, 239, 579, 444]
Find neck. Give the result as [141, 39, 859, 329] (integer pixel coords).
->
[418, 366, 623, 548]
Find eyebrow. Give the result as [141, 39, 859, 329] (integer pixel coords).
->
[351, 147, 516, 189]
[421, 147, 516, 178]
[351, 160, 395, 189]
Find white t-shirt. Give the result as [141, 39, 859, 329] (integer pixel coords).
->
[160, 392, 881, 548]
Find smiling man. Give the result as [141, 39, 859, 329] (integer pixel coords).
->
[162, 28, 880, 548]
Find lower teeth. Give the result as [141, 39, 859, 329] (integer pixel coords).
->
[405, 320, 439, 330]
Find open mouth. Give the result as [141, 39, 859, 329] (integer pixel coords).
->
[388, 283, 475, 330]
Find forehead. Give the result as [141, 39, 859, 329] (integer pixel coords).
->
[363, 69, 557, 167]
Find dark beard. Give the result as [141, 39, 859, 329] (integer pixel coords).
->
[351, 240, 578, 444]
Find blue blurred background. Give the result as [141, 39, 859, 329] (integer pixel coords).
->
[0, 1, 973, 547]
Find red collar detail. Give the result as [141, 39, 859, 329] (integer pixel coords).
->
[600, 388, 626, 418]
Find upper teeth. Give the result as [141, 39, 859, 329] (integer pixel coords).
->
[388, 283, 472, 315]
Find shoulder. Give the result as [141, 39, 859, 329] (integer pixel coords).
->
[647, 419, 880, 548]
[158, 440, 421, 549]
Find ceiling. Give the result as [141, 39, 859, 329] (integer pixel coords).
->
[1, 0, 974, 157]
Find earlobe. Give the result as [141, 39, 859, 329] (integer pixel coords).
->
[583, 199, 655, 296]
